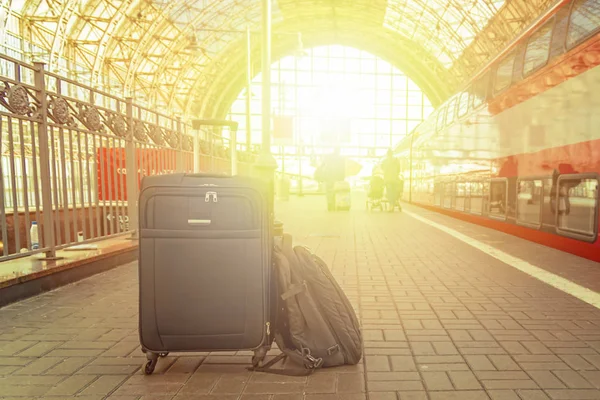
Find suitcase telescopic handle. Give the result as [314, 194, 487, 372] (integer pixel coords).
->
[184, 173, 231, 179]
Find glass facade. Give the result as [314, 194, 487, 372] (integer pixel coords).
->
[227, 45, 433, 158]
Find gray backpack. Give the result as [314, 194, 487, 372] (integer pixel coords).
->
[252, 234, 362, 374]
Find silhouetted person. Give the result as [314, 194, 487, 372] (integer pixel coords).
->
[381, 149, 401, 212]
[316, 148, 346, 211]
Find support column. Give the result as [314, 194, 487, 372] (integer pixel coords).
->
[33, 62, 60, 260]
[408, 134, 414, 204]
[298, 145, 304, 196]
[231, 127, 238, 176]
[125, 98, 138, 238]
[254, 0, 278, 210]
[246, 26, 252, 152]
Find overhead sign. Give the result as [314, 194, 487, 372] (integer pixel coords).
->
[273, 116, 294, 143]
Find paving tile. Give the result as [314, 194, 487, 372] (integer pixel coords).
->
[44, 375, 98, 396]
[515, 390, 551, 400]
[552, 370, 595, 389]
[527, 371, 567, 389]
[306, 372, 336, 393]
[429, 391, 490, 400]
[544, 389, 600, 399]
[422, 371, 453, 390]
[448, 370, 482, 389]
[79, 375, 129, 396]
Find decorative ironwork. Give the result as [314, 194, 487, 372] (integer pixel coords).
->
[76, 103, 104, 132]
[0, 82, 34, 116]
[107, 113, 127, 138]
[165, 130, 180, 149]
[182, 135, 194, 152]
[133, 121, 148, 142]
[200, 141, 210, 155]
[148, 125, 165, 146]
[48, 97, 74, 125]
[8, 85, 31, 115]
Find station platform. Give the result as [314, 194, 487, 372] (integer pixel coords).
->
[1, 193, 600, 400]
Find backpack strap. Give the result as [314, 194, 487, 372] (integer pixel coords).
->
[280, 281, 307, 300]
[247, 333, 324, 376]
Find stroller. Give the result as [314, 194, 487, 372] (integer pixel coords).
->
[366, 175, 386, 212]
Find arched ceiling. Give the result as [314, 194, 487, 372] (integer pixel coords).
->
[5, 0, 556, 118]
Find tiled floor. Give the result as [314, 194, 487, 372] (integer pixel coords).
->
[1, 194, 600, 400]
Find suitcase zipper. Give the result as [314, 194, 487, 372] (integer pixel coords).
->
[205, 191, 218, 202]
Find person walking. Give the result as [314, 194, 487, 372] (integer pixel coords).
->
[381, 149, 401, 212]
[315, 148, 346, 211]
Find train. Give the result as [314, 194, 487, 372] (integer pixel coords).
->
[392, 0, 600, 262]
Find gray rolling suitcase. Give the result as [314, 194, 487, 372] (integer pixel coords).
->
[138, 173, 274, 375]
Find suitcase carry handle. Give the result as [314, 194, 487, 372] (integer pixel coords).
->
[188, 219, 211, 226]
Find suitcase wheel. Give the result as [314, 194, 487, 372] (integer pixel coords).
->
[144, 359, 157, 375]
[143, 352, 159, 375]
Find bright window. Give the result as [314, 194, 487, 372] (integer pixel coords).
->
[523, 19, 554, 75]
[227, 45, 433, 155]
[494, 52, 515, 93]
[567, 0, 600, 48]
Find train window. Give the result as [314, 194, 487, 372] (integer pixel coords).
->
[517, 179, 543, 227]
[446, 97, 458, 126]
[457, 91, 470, 118]
[434, 181, 443, 206]
[482, 181, 490, 214]
[455, 182, 466, 211]
[436, 107, 446, 131]
[472, 73, 488, 109]
[556, 174, 599, 242]
[444, 182, 453, 209]
[470, 182, 483, 215]
[542, 177, 555, 228]
[567, 0, 600, 49]
[489, 179, 508, 219]
[494, 52, 516, 93]
[523, 19, 555, 76]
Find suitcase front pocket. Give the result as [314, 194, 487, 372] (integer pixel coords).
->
[144, 190, 260, 231]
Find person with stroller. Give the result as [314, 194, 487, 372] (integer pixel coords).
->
[381, 149, 402, 212]
[366, 168, 386, 211]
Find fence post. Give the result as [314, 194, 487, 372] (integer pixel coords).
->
[33, 62, 60, 260]
[125, 97, 138, 239]
[176, 117, 183, 172]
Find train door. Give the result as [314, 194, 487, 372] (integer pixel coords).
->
[555, 174, 599, 243]
[516, 178, 544, 229]
[489, 178, 508, 220]
[541, 177, 555, 231]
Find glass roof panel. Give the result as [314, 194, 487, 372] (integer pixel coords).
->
[384, 0, 507, 68]
[12, 0, 510, 77]
[8, 0, 549, 116]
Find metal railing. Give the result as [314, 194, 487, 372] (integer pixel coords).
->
[0, 55, 254, 261]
